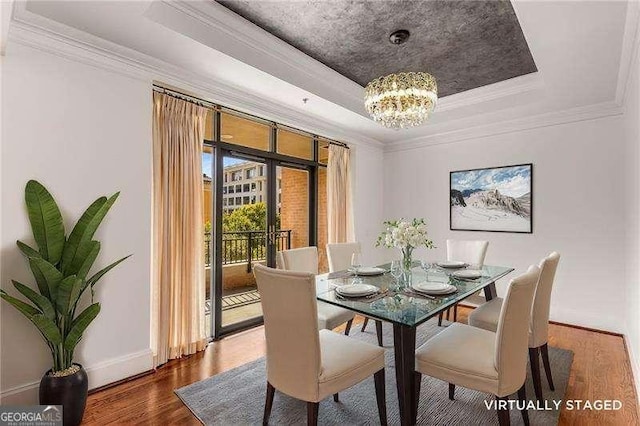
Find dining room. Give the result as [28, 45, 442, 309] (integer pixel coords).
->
[1, 0, 639, 425]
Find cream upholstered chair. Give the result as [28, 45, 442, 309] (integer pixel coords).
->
[276, 247, 355, 334]
[415, 266, 540, 426]
[438, 239, 490, 326]
[468, 252, 561, 401]
[254, 264, 387, 425]
[326, 242, 384, 346]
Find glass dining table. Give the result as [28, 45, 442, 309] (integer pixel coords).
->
[315, 262, 514, 426]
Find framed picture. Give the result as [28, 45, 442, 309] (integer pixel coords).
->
[450, 163, 533, 233]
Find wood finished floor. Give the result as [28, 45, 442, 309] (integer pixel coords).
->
[83, 307, 639, 425]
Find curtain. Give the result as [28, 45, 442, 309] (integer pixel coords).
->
[327, 144, 355, 243]
[151, 92, 208, 366]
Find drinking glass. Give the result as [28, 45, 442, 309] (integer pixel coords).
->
[350, 253, 362, 283]
[420, 260, 432, 280]
[390, 260, 402, 288]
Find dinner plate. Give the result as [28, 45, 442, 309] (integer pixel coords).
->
[335, 283, 379, 297]
[452, 269, 483, 280]
[355, 266, 386, 276]
[436, 261, 467, 269]
[412, 282, 457, 295]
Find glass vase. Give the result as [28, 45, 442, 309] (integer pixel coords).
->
[401, 247, 413, 287]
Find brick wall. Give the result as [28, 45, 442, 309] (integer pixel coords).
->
[280, 167, 329, 272]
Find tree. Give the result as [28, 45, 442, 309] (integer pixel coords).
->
[223, 202, 267, 232]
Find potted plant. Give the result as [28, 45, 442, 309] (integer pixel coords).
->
[1, 180, 130, 426]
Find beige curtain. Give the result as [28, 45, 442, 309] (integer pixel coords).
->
[151, 92, 208, 366]
[327, 144, 355, 243]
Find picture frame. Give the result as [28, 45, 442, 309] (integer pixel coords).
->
[450, 163, 533, 233]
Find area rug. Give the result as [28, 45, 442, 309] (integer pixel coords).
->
[176, 319, 573, 425]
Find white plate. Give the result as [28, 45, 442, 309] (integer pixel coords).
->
[356, 266, 386, 276]
[335, 283, 379, 297]
[412, 282, 457, 295]
[452, 269, 483, 280]
[436, 261, 467, 269]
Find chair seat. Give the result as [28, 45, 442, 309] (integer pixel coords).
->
[416, 323, 500, 396]
[317, 301, 355, 330]
[467, 297, 503, 333]
[317, 329, 385, 401]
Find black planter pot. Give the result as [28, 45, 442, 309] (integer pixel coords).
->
[39, 364, 88, 426]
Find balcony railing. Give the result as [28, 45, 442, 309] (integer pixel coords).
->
[204, 230, 292, 271]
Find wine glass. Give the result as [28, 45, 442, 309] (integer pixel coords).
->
[390, 260, 402, 289]
[350, 253, 362, 283]
[420, 260, 432, 280]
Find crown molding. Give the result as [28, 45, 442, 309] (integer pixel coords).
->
[0, 0, 14, 55]
[147, 0, 547, 121]
[7, 4, 383, 149]
[384, 101, 624, 153]
[145, 0, 368, 116]
[436, 72, 544, 113]
[615, 0, 640, 107]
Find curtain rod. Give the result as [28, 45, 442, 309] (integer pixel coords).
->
[152, 85, 349, 149]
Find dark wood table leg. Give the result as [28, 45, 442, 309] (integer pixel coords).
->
[484, 281, 497, 300]
[393, 324, 417, 426]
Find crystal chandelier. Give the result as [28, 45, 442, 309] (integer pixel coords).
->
[364, 72, 438, 129]
[363, 30, 438, 129]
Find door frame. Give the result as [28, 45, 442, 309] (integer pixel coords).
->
[208, 141, 319, 339]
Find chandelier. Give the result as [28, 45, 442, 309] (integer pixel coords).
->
[364, 72, 438, 129]
[363, 30, 438, 129]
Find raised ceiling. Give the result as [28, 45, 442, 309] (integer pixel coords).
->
[217, 0, 537, 97]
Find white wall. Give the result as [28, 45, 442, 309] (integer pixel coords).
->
[384, 115, 627, 333]
[0, 44, 153, 403]
[352, 144, 385, 266]
[623, 42, 640, 397]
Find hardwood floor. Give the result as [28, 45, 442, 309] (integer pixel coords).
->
[83, 307, 638, 425]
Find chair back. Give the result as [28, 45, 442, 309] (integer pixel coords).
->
[253, 264, 321, 401]
[494, 265, 540, 396]
[276, 246, 319, 274]
[530, 252, 561, 347]
[326, 242, 361, 272]
[446, 239, 489, 267]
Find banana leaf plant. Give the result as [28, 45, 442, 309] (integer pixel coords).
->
[1, 180, 131, 373]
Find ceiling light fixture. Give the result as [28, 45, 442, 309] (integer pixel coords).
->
[364, 30, 438, 129]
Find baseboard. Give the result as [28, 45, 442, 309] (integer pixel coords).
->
[0, 348, 154, 404]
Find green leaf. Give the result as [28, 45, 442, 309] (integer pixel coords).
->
[67, 240, 100, 279]
[64, 303, 100, 352]
[24, 180, 66, 265]
[31, 314, 62, 345]
[29, 257, 62, 302]
[61, 194, 119, 275]
[0, 291, 41, 318]
[56, 275, 82, 314]
[16, 240, 43, 260]
[84, 255, 132, 291]
[12, 281, 56, 320]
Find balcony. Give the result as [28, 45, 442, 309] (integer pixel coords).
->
[204, 230, 292, 325]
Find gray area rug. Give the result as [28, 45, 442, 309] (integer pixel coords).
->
[176, 319, 573, 425]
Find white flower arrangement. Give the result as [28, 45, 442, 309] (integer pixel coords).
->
[376, 218, 435, 269]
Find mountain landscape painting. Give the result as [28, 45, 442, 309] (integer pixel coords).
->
[450, 164, 532, 233]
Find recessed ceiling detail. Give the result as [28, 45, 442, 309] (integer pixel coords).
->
[216, 0, 538, 97]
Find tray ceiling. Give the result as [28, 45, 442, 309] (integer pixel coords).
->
[217, 0, 538, 97]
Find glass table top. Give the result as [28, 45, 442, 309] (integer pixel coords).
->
[316, 263, 514, 327]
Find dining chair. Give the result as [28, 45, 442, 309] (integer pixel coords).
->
[468, 252, 561, 401]
[254, 264, 387, 425]
[438, 239, 490, 326]
[326, 242, 384, 346]
[276, 247, 356, 334]
[415, 265, 540, 426]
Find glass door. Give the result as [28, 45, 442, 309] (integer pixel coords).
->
[212, 150, 270, 335]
